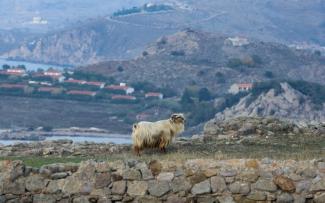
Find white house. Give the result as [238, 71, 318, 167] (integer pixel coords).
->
[228, 83, 253, 94]
[226, 37, 249, 47]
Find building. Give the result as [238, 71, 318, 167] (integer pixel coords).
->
[38, 87, 62, 94]
[106, 84, 135, 95]
[65, 79, 86, 85]
[0, 69, 26, 76]
[44, 70, 62, 77]
[84, 81, 106, 89]
[111, 95, 136, 100]
[225, 37, 249, 47]
[228, 83, 253, 94]
[0, 84, 27, 90]
[145, 92, 164, 99]
[66, 90, 97, 97]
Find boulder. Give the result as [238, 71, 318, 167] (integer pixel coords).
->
[210, 176, 227, 193]
[191, 179, 211, 195]
[148, 180, 170, 197]
[111, 180, 126, 195]
[276, 193, 294, 203]
[148, 160, 162, 176]
[127, 181, 148, 196]
[273, 175, 295, 192]
[253, 178, 277, 192]
[25, 175, 49, 192]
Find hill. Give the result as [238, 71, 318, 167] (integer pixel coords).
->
[80, 30, 325, 93]
[209, 81, 325, 125]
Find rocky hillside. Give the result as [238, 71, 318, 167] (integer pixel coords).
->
[80, 30, 325, 93]
[3, 0, 325, 65]
[212, 82, 325, 123]
[3, 18, 176, 66]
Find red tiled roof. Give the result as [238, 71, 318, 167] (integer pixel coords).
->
[0, 70, 24, 76]
[7, 69, 25, 73]
[0, 84, 26, 89]
[111, 95, 136, 100]
[66, 90, 96, 96]
[238, 83, 253, 88]
[145, 92, 163, 97]
[38, 87, 61, 92]
[65, 79, 86, 84]
[106, 85, 129, 90]
[85, 81, 105, 86]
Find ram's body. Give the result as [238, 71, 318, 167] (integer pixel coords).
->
[132, 114, 185, 156]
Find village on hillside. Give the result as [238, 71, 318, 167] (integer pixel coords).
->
[0, 65, 166, 103]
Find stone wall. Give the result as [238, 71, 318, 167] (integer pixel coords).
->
[0, 158, 324, 203]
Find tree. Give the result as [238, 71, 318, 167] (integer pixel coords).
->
[180, 89, 194, 105]
[17, 64, 26, 70]
[198, 88, 212, 101]
[2, 64, 10, 70]
[264, 71, 274, 78]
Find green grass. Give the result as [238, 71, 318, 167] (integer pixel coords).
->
[0, 134, 324, 168]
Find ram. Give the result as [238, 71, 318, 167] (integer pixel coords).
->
[132, 113, 185, 156]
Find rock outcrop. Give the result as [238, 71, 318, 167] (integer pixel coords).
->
[214, 83, 325, 123]
[0, 158, 324, 202]
[204, 116, 325, 140]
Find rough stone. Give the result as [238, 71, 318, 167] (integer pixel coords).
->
[203, 168, 218, 177]
[273, 175, 295, 192]
[253, 178, 277, 192]
[157, 172, 174, 182]
[123, 169, 141, 180]
[276, 193, 294, 203]
[148, 160, 162, 176]
[310, 178, 325, 192]
[191, 179, 211, 195]
[229, 182, 250, 195]
[33, 194, 56, 203]
[217, 195, 236, 203]
[148, 180, 170, 197]
[246, 191, 266, 201]
[301, 168, 317, 178]
[211, 176, 227, 193]
[111, 180, 126, 195]
[95, 172, 111, 189]
[171, 177, 191, 193]
[314, 193, 325, 203]
[51, 172, 69, 180]
[127, 181, 148, 196]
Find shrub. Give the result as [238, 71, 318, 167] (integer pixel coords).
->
[227, 58, 242, 68]
[198, 88, 212, 101]
[264, 71, 274, 78]
[170, 50, 185, 56]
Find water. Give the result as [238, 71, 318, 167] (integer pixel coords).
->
[0, 58, 70, 71]
[0, 136, 132, 146]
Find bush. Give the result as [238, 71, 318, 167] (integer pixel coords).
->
[252, 54, 263, 64]
[264, 71, 274, 78]
[227, 58, 242, 68]
[188, 102, 216, 126]
[288, 80, 325, 106]
[170, 50, 185, 56]
[198, 88, 212, 101]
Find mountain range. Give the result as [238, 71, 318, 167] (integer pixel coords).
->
[2, 0, 325, 65]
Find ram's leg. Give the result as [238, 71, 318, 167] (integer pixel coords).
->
[133, 146, 141, 156]
[159, 137, 167, 153]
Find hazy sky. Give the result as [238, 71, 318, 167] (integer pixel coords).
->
[0, 0, 161, 30]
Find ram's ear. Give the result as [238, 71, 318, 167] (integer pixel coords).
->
[170, 114, 177, 121]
